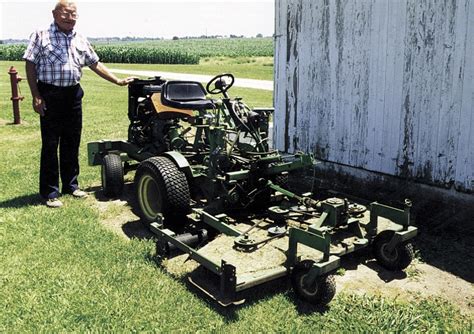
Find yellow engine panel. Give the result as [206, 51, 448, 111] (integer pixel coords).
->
[151, 93, 194, 119]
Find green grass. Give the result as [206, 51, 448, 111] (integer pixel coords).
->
[0, 60, 472, 332]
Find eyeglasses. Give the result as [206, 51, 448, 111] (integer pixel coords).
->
[56, 10, 79, 19]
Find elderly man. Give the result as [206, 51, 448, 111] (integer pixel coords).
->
[23, 1, 134, 208]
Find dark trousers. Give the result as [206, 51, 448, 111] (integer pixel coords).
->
[38, 81, 84, 199]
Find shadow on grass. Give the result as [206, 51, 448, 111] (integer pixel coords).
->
[364, 260, 408, 282]
[0, 120, 30, 126]
[0, 193, 42, 208]
[413, 203, 474, 283]
[86, 182, 134, 204]
[122, 219, 155, 240]
[415, 224, 474, 283]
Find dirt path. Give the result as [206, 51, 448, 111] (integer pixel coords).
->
[87, 183, 474, 315]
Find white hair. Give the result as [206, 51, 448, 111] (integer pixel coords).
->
[54, 1, 77, 11]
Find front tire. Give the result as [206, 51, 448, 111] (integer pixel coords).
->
[291, 260, 336, 306]
[134, 156, 191, 227]
[374, 231, 414, 271]
[101, 154, 124, 198]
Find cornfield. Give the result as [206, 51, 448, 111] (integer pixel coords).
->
[112, 38, 274, 58]
[0, 44, 26, 61]
[0, 44, 198, 65]
[0, 37, 273, 64]
[94, 46, 199, 64]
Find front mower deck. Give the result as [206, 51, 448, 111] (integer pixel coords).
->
[151, 202, 417, 306]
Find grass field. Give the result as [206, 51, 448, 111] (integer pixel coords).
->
[0, 60, 472, 332]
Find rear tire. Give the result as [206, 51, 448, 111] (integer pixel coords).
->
[291, 260, 336, 306]
[101, 154, 124, 198]
[134, 156, 191, 228]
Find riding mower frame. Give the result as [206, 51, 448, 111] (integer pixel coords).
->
[87, 74, 418, 306]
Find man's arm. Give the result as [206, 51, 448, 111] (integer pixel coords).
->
[89, 62, 135, 86]
[25, 60, 45, 116]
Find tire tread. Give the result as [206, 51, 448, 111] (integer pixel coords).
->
[102, 154, 124, 198]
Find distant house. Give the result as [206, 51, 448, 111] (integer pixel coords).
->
[274, 0, 473, 195]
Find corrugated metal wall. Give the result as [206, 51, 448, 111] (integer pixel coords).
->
[274, 0, 473, 193]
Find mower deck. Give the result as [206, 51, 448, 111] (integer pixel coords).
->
[151, 205, 416, 306]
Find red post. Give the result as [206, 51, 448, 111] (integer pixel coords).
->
[8, 66, 24, 125]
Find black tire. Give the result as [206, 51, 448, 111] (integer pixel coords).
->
[291, 260, 336, 306]
[101, 154, 124, 198]
[134, 156, 191, 227]
[374, 231, 414, 271]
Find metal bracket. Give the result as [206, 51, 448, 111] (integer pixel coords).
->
[368, 200, 412, 238]
[288, 227, 331, 266]
[385, 226, 418, 252]
[220, 260, 237, 297]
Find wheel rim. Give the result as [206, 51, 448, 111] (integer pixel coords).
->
[138, 173, 163, 221]
[381, 243, 399, 262]
[299, 273, 318, 296]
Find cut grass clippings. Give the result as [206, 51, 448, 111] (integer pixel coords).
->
[0, 60, 472, 332]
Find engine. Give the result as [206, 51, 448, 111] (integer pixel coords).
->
[127, 77, 186, 155]
[128, 97, 176, 154]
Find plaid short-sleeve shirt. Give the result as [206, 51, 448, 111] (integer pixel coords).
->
[23, 23, 99, 87]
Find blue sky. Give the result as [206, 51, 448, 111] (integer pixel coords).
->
[0, 0, 275, 40]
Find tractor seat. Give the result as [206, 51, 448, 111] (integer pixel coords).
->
[161, 81, 215, 110]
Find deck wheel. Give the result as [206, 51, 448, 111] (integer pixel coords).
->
[374, 231, 414, 271]
[291, 260, 336, 305]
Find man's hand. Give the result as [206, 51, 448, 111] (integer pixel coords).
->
[116, 77, 136, 86]
[32, 95, 46, 116]
[25, 61, 45, 116]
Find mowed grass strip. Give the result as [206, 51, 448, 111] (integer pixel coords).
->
[0, 60, 472, 331]
[103, 57, 274, 81]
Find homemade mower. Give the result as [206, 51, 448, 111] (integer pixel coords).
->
[88, 74, 417, 306]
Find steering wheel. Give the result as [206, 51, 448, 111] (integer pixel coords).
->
[206, 73, 235, 95]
